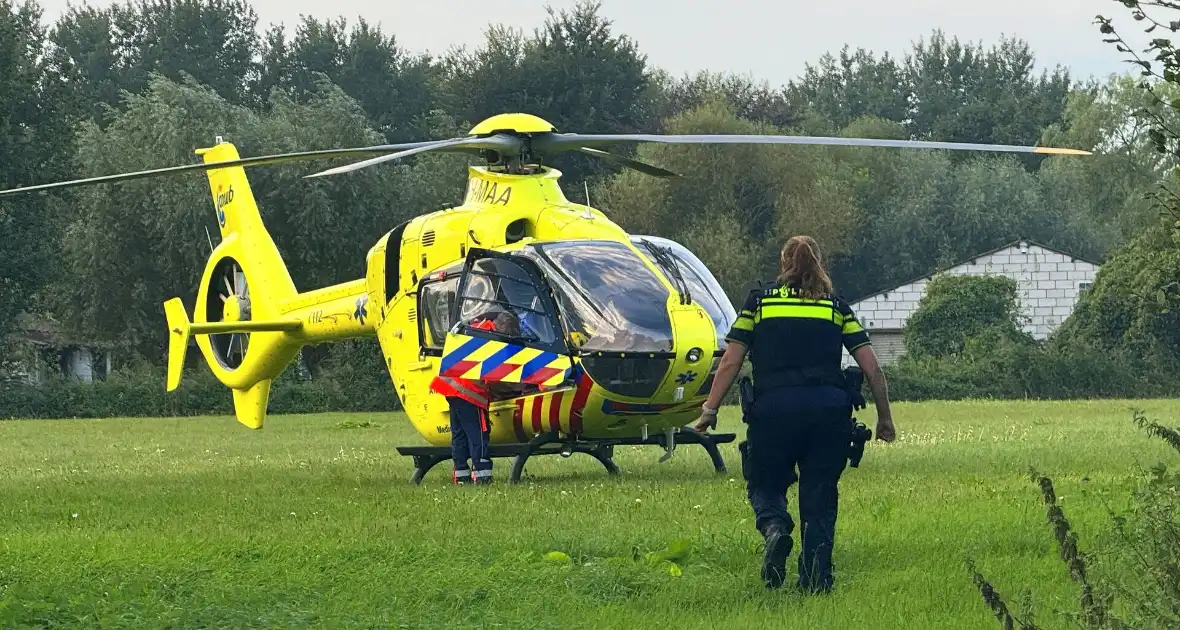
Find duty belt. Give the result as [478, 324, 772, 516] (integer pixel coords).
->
[753, 366, 847, 397]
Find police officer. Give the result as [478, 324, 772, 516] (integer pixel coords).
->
[693, 235, 896, 592]
[430, 311, 522, 485]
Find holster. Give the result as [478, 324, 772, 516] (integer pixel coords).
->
[737, 375, 755, 424]
[738, 439, 751, 481]
[842, 366, 867, 411]
[737, 375, 753, 481]
[841, 366, 872, 468]
[847, 421, 872, 468]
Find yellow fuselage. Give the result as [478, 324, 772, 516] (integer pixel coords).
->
[365, 166, 730, 446]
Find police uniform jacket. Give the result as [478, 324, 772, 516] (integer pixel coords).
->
[726, 283, 871, 405]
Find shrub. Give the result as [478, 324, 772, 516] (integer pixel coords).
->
[1050, 216, 1180, 367]
[903, 274, 1033, 360]
[881, 341, 1178, 402]
[0, 342, 401, 420]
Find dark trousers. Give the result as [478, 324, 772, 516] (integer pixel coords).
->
[447, 396, 492, 483]
[744, 389, 852, 592]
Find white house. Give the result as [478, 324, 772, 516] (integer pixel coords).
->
[842, 239, 1100, 366]
[3, 313, 112, 384]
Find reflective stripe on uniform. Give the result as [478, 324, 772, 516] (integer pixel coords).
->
[756, 296, 842, 324]
[430, 374, 491, 408]
[757, 303, 844, 325]
[731, 308, 756, 332]
[725, 284, 872, 361]
[842, 316, 866, 336]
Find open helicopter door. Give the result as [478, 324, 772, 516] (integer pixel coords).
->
[438, 247, 574, 390]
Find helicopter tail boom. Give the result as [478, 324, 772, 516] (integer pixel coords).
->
[169, 141, 379, 430]
[161, 140, 314, 429]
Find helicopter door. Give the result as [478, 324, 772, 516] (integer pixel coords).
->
[439, 248, 573, 390]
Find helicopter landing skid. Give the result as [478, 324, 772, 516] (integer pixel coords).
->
[395, 428, 736, 485]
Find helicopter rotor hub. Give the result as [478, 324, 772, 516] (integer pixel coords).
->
[221, 294, 250, 322]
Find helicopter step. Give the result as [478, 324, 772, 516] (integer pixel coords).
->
[396, 428, 737, 485]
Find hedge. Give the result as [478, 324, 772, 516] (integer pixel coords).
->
[4, 340, 1176, 420]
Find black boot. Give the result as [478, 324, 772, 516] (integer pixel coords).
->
[761, 520, 793, 589]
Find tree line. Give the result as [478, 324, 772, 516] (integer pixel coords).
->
[0, 0, 1175, 406]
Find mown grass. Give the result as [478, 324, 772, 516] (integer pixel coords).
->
[0, 399, 1176, 629]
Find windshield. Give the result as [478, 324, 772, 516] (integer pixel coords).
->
[632, 236, 737, 346]
[525, 241, 674, 353]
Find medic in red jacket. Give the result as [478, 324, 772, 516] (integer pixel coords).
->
[429, 313, 509, 485]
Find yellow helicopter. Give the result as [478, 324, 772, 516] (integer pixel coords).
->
[0, 112, 1090, 483]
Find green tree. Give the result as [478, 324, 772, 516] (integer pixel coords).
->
[653, 69, 798, 129]
[254, 15, 443, 142]
[905, 31, 1073, 157]
[784, 46, 910, 132]
[783, 30, 1074, 162]
[1046, 1, 1180, 373]
[592, 98, 853, 304]
[441, 1, 655, 186]
[0, 0, 73, 342]
[47, 0, 261, 126]
[1052, 218, 1180, 371]
[44, 3, 125, 127]
[1038, 73, 1174, 249]
[818, 116, 956, 296]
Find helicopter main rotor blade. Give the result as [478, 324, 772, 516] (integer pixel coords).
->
[303, 135, 526, 178]
[574, 147, 681, 178]
[0, 139, 465, 198]
[535, 133, 1092, 156]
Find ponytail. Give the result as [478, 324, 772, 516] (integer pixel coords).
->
[777, 235, 832, 299]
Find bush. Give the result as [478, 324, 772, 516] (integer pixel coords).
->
[882, 341, 1178, 402]
[904, 274, 1033, 360]
[1051, 219, 1180, 374]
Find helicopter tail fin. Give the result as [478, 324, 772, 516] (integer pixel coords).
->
[195, 138, 298, 314]
[164, 298, 191, 392]
[167, 139, 375, 429]
[198, 140, 277, 243]
[230, 380, 273, 430]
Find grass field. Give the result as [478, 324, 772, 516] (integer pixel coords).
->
[1, 399, 1177, 629]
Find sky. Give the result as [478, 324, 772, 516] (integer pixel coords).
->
[34, 0, 1151, 87]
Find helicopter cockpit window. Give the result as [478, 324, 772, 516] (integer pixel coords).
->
[420, 275, 460, 349]
[632, 236, 737, 347]
[527, 241, 674, 354]
[454, 257, 560, 348]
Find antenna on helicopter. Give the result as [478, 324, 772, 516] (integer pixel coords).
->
[204, 226, 215, 253]
[583, 181, 593, 219]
